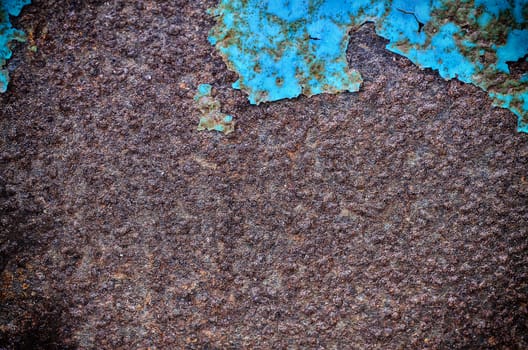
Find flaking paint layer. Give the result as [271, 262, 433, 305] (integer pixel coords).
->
[209, 0, 528, 133]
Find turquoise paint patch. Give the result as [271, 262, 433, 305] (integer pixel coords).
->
[4, 0, 30, 17]
[495, 29, 528, 73]
[477, 12, 493, 27]
[210, 0, 528, 132]
[490, 90, 528, 132]
[210, 0, 364, 104]
[266, 0, 310, 22]
[0, 0, 30, 93]
[387, 22, 476, 83]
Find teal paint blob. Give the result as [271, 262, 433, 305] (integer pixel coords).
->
[0, 0, 30, 93]
[209, 0, 528, 133]
[196, 83, 213, 97]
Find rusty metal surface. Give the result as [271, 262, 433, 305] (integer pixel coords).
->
[1, 1, 527, 348]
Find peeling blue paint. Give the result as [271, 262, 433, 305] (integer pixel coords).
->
[209, 0, 528, 133]
[1, 0, 30, 93]
[208, 0, 364, 105]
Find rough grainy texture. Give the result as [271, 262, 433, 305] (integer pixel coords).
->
[1, 1, 527, 349]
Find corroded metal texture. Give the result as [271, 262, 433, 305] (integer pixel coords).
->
[210, 0, 528, 132]
[1, 1, 527, 349]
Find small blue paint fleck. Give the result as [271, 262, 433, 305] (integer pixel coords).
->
[195, 83, 213, 99]
[194, 84, 235, 134]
